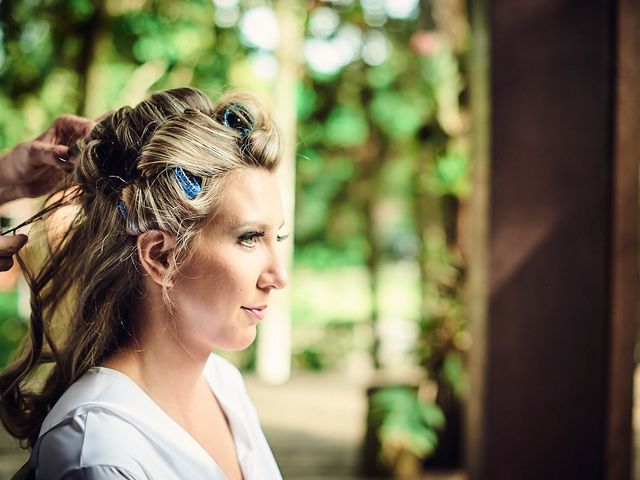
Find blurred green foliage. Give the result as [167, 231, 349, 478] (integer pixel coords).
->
[0, 291, 27, 367]
[371, 386, 445, 461]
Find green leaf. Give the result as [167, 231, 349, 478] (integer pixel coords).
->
[424, 151, 470, 197]
[371, 387, 444, 461]
[324, 105, 369, 147]
[443, 352, 468, 395]
[420, 402, 446, 429]
[370, 90, 431, 139]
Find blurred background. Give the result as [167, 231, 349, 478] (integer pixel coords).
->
[0, 0, 470, 478]
[0, 0, 637, 480]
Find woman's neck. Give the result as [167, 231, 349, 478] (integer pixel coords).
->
[101, 291, 213, 416]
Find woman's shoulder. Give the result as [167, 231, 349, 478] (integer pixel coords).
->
[39, 367, 143, 434]
[33, 367, 161, 478]
[33, 408, 150, 479]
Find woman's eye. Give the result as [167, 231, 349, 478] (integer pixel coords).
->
[277, 233, 290, 243]
[238, 231, 264, 248]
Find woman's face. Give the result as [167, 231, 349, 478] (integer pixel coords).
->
[169, 167, 288, 352]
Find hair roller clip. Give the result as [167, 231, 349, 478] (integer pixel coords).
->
[221, 104, 253, 138]
[117, 200, 128, 220]
[174, 167, 202, 200]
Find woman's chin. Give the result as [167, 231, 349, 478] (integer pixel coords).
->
[216, 326, 257, 352]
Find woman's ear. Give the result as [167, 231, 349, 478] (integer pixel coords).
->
[137, 230, 176, 287]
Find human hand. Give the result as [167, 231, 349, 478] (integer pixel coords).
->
[0, 234, 27, 272]
[0, 115, 94, 204]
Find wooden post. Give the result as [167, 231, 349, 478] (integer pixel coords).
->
[466, 0, 490, 476]
[466, 0, 639, 478]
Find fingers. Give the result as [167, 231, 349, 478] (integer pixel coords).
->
[0, 185, 23, 205]
[33, 114, 94, 165]
[30, 141, 71, 168]
[0, 234, 27, 272]
[52, 115, 95, 145]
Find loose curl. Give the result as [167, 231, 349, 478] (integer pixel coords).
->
[0, 87, 281, 448]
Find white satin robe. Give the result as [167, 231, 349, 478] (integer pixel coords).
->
[29, 354, 282, 480]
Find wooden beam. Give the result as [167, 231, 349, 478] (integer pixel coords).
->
[466, 0, 491, 476]
[605, 0, 640, 477]
[465, 0, 638, 478]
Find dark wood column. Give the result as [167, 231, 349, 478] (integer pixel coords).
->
[466, 0, 640, 479]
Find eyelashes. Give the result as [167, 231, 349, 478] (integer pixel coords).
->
[237, 231, 290, 248]
[238, 231, 264, 248]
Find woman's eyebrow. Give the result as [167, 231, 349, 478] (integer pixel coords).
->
[232, 220, 286, 230]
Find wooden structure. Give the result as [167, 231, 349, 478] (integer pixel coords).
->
[467, 0, 640, 478]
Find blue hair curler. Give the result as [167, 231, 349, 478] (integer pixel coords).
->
[174, 167, 202, 200]
[222, 105, 253, 138]
[117, 200, 128, 220]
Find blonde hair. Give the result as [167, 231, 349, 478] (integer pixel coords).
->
[0, 87, 281, 447]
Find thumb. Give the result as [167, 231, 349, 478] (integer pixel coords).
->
[0, 234, 27, 272]
[0, 234, 28, 255]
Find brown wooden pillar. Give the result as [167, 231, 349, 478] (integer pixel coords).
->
[466, 0, 640, 479]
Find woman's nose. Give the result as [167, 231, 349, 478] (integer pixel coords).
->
[258, 247, 289, 291]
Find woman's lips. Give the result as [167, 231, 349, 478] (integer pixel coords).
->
[241, 305, 267, 321]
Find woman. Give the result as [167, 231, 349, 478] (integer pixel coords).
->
[0, 87, 288, 479]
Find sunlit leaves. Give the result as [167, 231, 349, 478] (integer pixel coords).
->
[296, 83, 317, 121]
[120, 12, 214, 64]
[39, 68, 83, 116]
[421, 48, 465, 135]
[443, 351, 467, 397]
[65, 0, 95, 20]
[2, 18, 53, 88]
[370, 90, 433, 139]
[0, 97, 25, 148]
[293, 237, 367, 270]
[324, 105, 369, 147]
[366, 62, 398, 89]
[371, 386, 446, 460]
[423, 151, 470, 196]
[0, 291, 27, 368]
[295, 150, 356, 244]
[19, 20, 51, 54]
